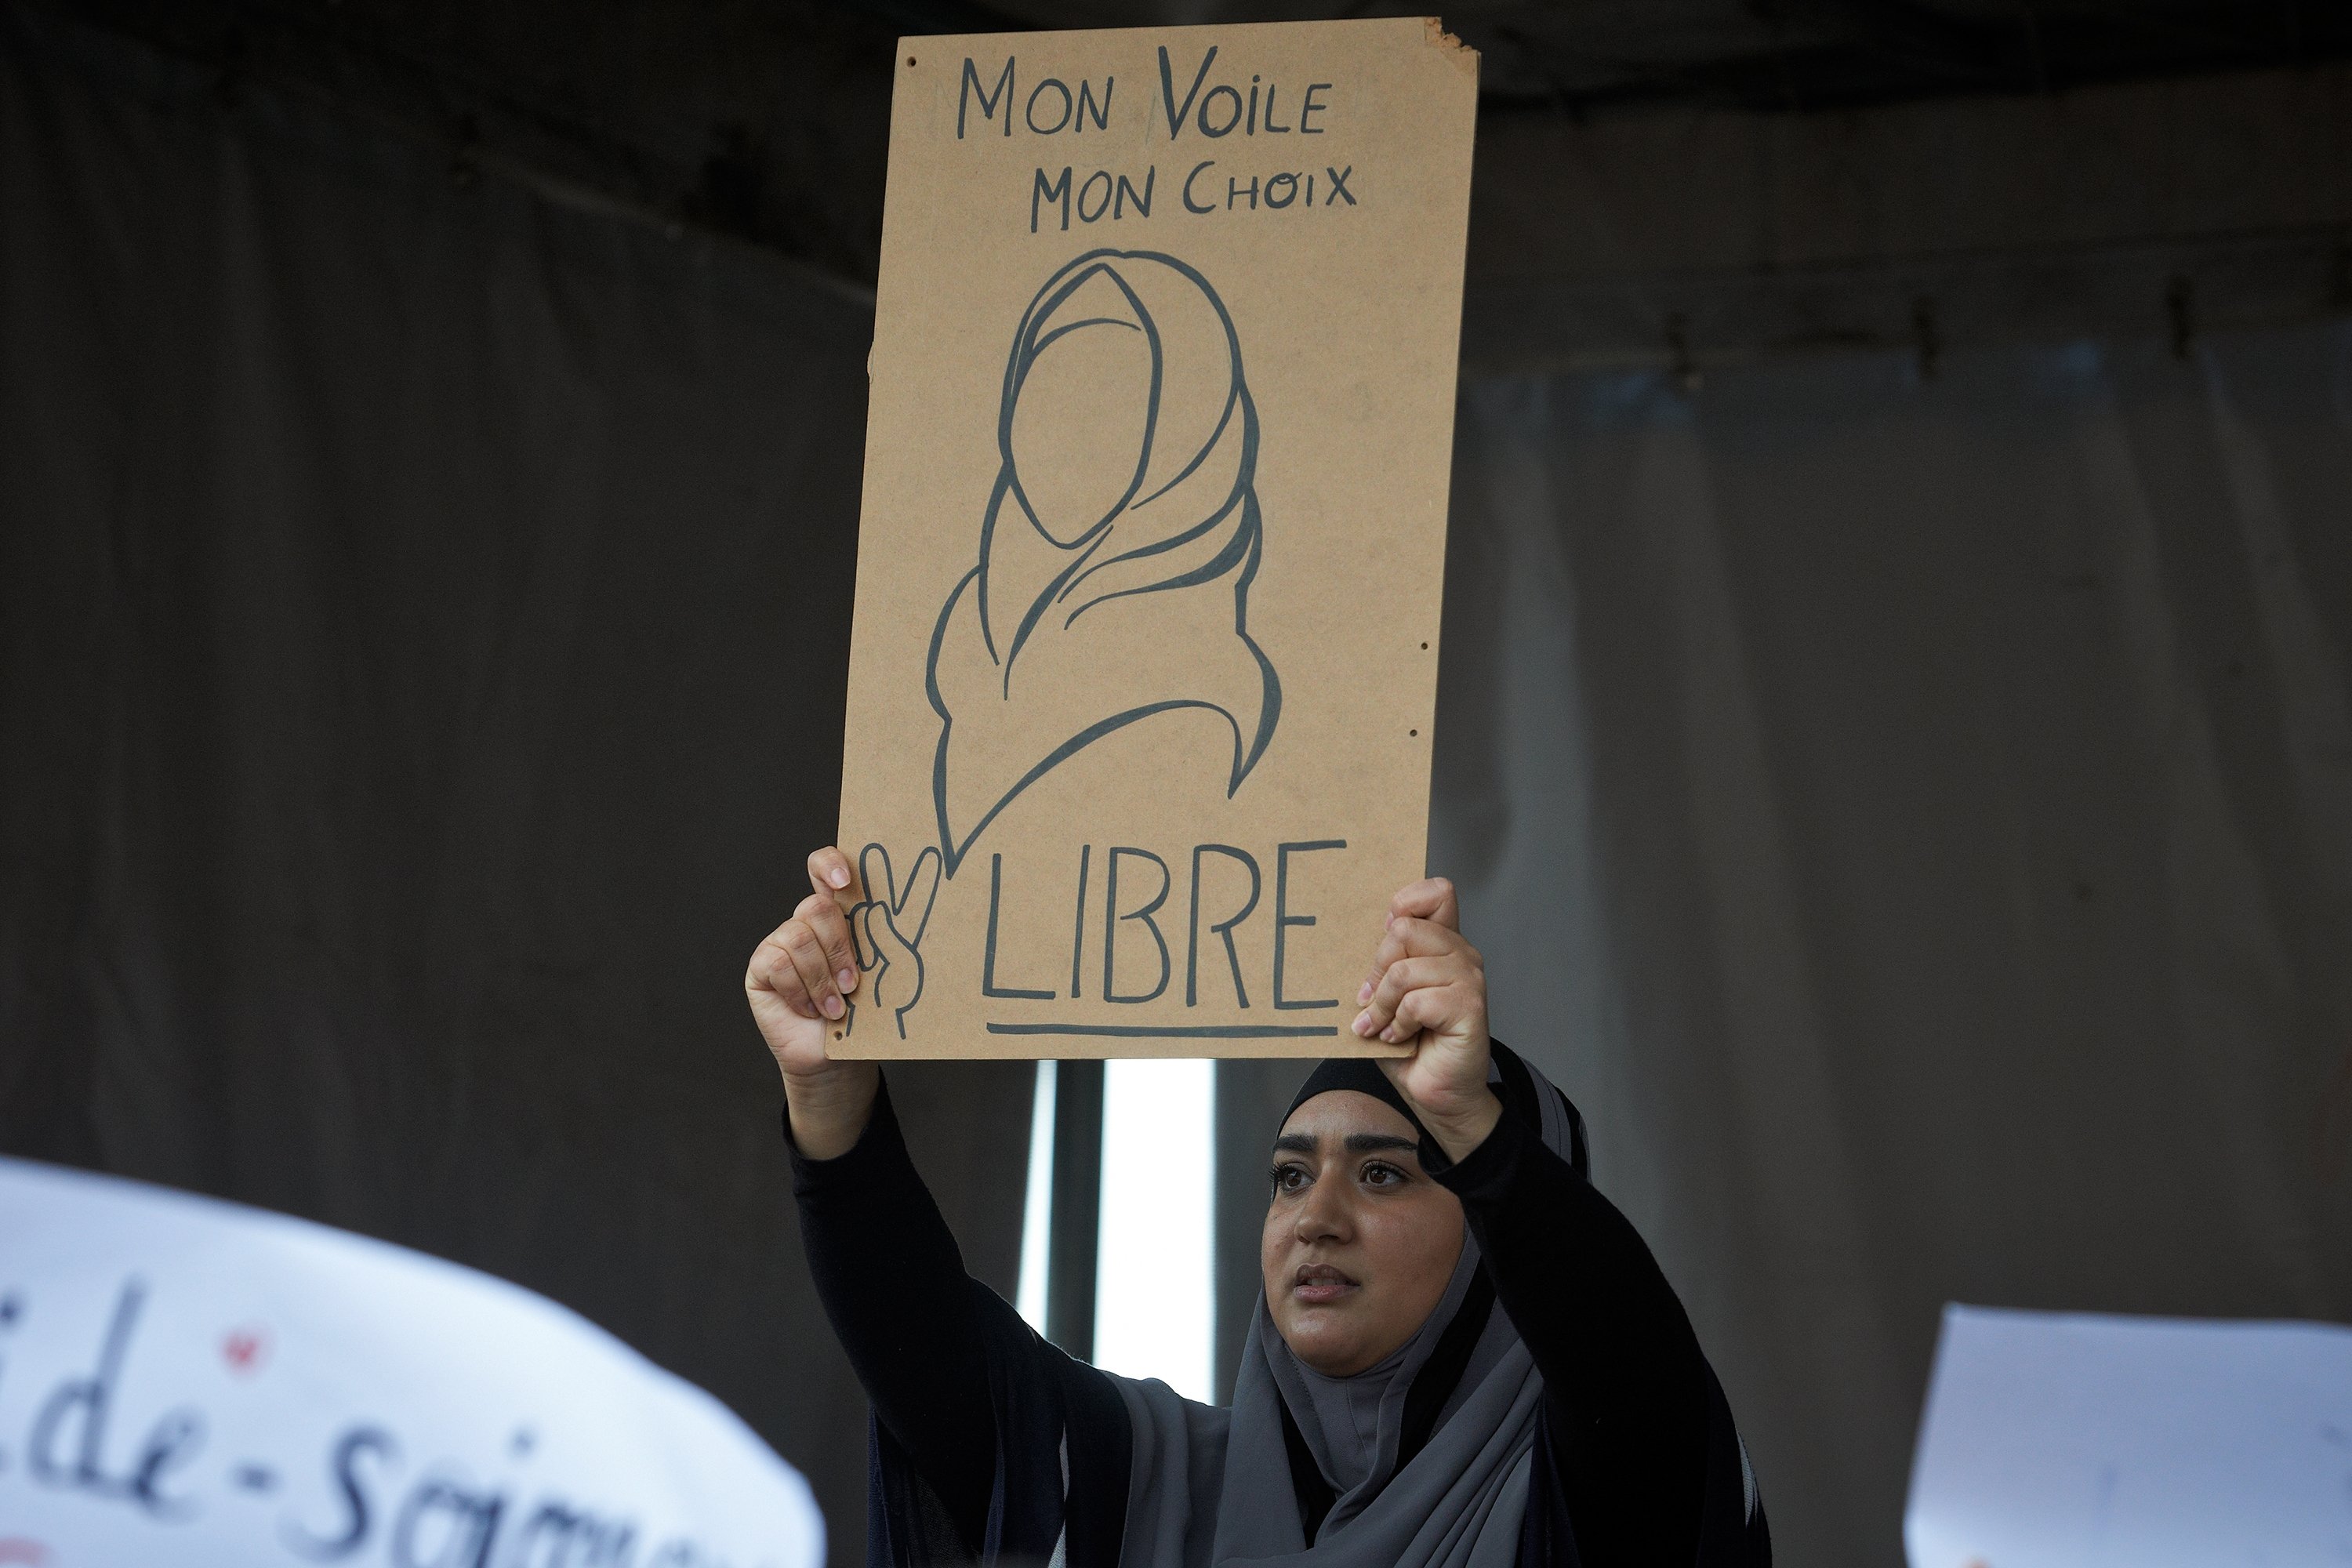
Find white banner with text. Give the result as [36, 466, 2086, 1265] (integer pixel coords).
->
[0, 1156, 823, 1568]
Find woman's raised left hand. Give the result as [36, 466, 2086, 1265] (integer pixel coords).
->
[1354, 878, 1502, 1162]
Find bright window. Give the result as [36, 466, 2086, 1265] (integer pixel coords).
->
[1092, 1058, 1215, 1401]
[1014, 1060, 1057, 1334]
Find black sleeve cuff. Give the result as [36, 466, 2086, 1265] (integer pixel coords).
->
[1428, 1096, 1541, 1207]
[783, 1071, 899, 1196]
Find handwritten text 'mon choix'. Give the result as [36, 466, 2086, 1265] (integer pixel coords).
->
[946, 46, 1363, 234]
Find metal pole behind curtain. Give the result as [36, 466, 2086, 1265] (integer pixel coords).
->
[1046, 1058, 1105, 1359]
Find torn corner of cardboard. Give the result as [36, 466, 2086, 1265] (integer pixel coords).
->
[1422, 16, 1479, 71]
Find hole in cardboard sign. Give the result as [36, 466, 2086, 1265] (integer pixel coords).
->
[907, 55, 917, 65]
[1410, 728, 1419, 737]
[833, 1030, 844, 1040]
[1421, 642, 1428, 650]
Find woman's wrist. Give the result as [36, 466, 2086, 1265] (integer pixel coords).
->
[1416, 1087, 1504, 1165]
[783, 1059, 881, 1161]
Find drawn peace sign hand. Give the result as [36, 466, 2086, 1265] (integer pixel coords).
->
[848, 843, 942, 1041]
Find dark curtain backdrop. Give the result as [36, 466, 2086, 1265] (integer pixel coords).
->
[0, 14, 1034, 1568]
[1421, 334, 2352, 1562]
[9, 8, 2351, 1568]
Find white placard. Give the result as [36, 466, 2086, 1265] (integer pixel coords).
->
[1905, 1303, 2352, 1568]
[0, 1156, 823, 1568]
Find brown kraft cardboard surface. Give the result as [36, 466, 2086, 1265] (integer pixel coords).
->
[833, 17, 1479, 1057]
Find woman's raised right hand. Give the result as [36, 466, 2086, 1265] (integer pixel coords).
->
[746, 846, 880, 1157]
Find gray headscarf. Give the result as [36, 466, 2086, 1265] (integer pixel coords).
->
[1106, 1047, 1586, 1568]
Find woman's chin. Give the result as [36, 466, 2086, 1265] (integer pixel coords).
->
[1276, 1315, 1378, 1377]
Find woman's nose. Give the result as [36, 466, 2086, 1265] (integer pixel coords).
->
[1293, 1173, 1351, 1242]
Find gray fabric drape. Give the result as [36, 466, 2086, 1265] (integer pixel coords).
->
[1429, 335, 2352, 1563]
[0, 15, 1031, 1568]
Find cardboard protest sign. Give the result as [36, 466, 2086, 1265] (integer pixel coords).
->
[0, 1156, 823, 1568]
[834, 18, 1478, 1057]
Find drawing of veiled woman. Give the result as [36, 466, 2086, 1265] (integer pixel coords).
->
[927, 249, 1282, 874]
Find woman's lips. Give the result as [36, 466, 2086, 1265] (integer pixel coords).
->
[1290, 1263, 1359, 1305]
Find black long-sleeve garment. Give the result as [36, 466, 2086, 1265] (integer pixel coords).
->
[790, 1067, 1766, 1566]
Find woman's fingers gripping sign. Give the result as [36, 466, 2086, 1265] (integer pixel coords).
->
[1353, 877, 1476, 1038]
[1351, 877, 1499, 1151]
[1385, 877, 1462, 935]
[1353, 917, 1485, 1044]
[746, 848, 864, 1076]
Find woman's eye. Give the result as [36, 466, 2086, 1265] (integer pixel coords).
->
[1270, 1164, 1309, 1196]
[1362, 1162, 1406, 1188]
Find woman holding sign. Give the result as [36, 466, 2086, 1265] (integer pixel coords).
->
[750, 846, 1770, 1568]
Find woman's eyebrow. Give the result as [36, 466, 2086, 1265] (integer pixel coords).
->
[1269, 1132, 1419, 1156]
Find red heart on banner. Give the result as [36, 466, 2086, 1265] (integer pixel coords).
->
[223, 1327, 269, 1374]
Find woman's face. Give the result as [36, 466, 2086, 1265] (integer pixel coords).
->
[1261, 1090, 1466, 1377]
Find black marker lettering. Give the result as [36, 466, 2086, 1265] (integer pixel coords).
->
[984, 855, 1057, 999]
[390, 1477, 503, 1568]
[1031, 166, 1073, 233]
[1156, 45, 1218, 138]
[1077, 169, 1115, 223]
[283, 1426, 398, 1561]
[1197, 84, 1243, 138]
[1272, 840, 1346, 1010]
[28, 1279, 141, 1494]
[960, 56, 1016, 139]
[1114, 168, 1156, 220]
[1025, 78, 1073, 136]
[1102, 847, 1173, 1004]
[1187, 845, 1261, 1007]
[127, 1409, 205, 1519]
[1069, 844, 1091, 998]
[1182, 160, 1217, 214]
[512, 1503, 638, 1567]
[1299, 82, 1332, 132]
